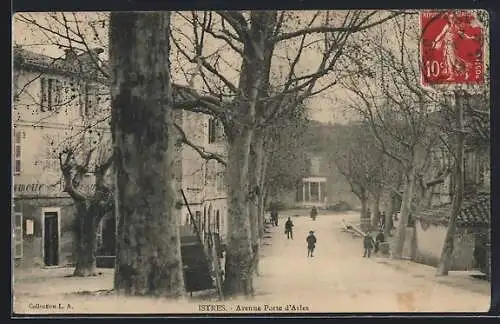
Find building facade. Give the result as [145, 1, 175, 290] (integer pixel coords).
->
[411, 110, 490, 273]
[277, 151, 359, 210]
[12, 47, 110, 268]
[12, 47, 229, 269]
[176, 110, 229, 244]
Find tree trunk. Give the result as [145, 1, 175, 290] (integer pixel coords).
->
[371, 189, 382, 228]
[258, 184, 268, 238]
[110, 12, 185, 297]
[437, 91, 465, 276]
[384, 196, 394, 238]
[249, 133, 264, 275]
[393, 167, 416, 259]
[223, 128, 255, 298]
[360, 195, 370, 232]
[73, 204, 99, 276]
[257, 148, 268, 238]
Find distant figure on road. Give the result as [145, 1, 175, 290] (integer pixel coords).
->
[285, 217, 294, 240]
[363, 231, 375, 258]
[306, 230, 317, 257]
[380, 211, 386, 229]
[270, 207, 279, 227]
[310, 206, 318, 221]
[374, 229, 385, 254]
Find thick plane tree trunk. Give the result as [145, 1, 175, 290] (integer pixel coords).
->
[110, 12, 185, 297]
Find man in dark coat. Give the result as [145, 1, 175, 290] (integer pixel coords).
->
[270, 208, 279, 227]
[285, 217, 294, 239]
[380, 211, 386, 229]
[310, 206, 318, 220]
[363, 231, 375, 258]
[374, 229, 385, 254]
[306, 230, 317, 257]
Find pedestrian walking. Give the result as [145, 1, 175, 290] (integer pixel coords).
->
[363, 231, 375, 258]
[270, 207, 279, 227]
[310, 206, 318, 220]
[285, 217, 294, 240]
[306, 230, 317, 257]
[374, 229, 385, 254]
[380, 211, 386, 229]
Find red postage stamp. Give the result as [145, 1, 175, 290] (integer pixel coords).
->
[420, 10, 484, 86]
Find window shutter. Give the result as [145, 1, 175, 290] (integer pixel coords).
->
[14, 201, 23, 259]
[55, 80, 62, 107]
[40, 78, 47, 112]
[47, 79, 53, 111]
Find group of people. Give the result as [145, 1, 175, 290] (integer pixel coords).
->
[362, 229, 386, 258]
[366, 208, 397, 233]
[269, 206, 318, 258]
[284, 216, 318, 258]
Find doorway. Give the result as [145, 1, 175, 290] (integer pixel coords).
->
[43, 211, 59, 266]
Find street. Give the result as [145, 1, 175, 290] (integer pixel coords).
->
[253, 211, 490, 312]
[13, 211, 490, 314]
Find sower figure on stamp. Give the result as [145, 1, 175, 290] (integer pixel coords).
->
[306, 230, 317, 257]
[285, 217, 294, 240]
[363, 231, 375, 258]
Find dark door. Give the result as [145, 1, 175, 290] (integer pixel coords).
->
[44, 212, 59, 266]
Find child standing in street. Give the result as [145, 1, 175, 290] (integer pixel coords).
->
[363, 231, 375, 258]
[306, 231, 317, 257]
[285, 217, 294, 239]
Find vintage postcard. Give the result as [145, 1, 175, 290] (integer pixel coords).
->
[11, 9, 491, 315]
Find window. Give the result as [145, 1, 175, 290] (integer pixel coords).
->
[216, 168, 226, 192]
[208, 118, 216, 143]
[40, 77, 62, 112]
[79, 83, 99, 117]
[216, 211, 220, 233]
[310, 182, 319, 202]
[14, 212, 23, 259]
[205, 161, 216, 187]
[14, 129, 22, 175]
[208, 117, 225, 144]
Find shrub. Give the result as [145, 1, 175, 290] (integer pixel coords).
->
[326, 201, 352, 212]
[267, 201, 287, 211]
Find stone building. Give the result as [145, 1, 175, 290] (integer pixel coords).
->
[12, 47, 229, 269]
[12, 46, 110, 268]
[410, 100, 490, 275]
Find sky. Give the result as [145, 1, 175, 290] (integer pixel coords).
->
[12, 10, 490, 124]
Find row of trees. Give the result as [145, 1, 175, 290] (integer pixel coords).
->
[329, 12, 489, 275]
[15, 10, 403, 298]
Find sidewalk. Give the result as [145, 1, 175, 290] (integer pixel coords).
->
[338, 217, 490, 297]
[373, 258, 490, 296]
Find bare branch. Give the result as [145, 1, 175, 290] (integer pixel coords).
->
[173, 123, 227, 166]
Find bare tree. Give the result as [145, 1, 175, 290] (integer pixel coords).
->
[110, 12, 185, 297]
[171, 10, 402, 296]
[436, 90, 465, 275]
[58, 134, 113, 276]
[327, 122, 386, 231]
[16, 10, 402, 297]
[339, 15, 443, 258]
